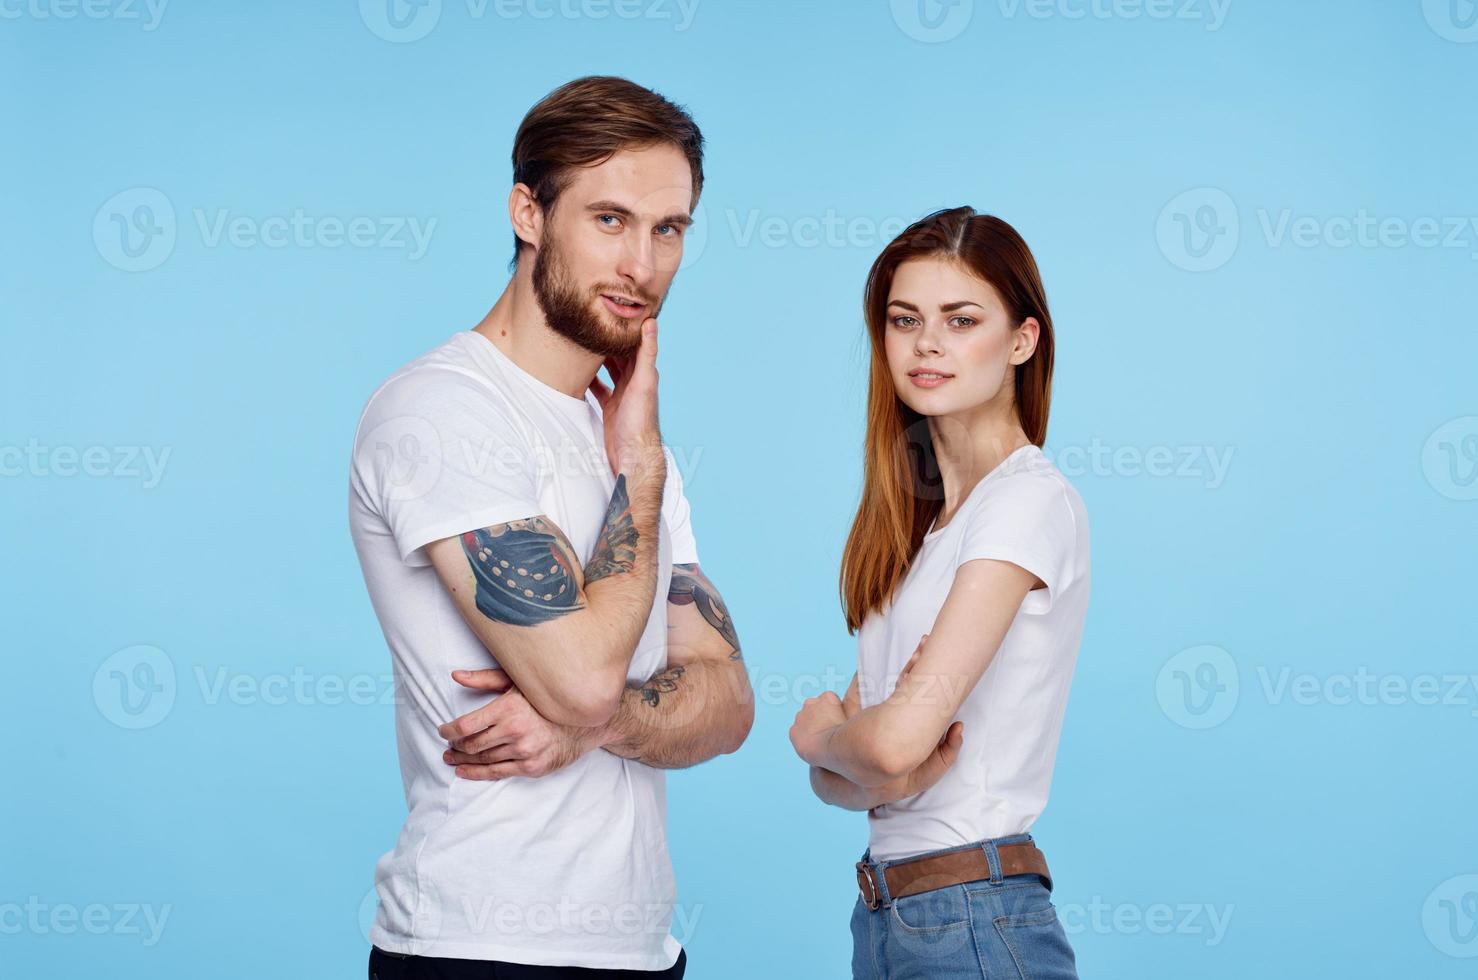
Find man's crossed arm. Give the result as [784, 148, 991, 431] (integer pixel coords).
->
[596, 562, 752, 769]
[428, 469, 753, 779]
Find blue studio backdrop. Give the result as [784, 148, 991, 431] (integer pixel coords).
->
[4, 1, 1476, 976]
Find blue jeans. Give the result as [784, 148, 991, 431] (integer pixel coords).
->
[850, 833, 1078, 979]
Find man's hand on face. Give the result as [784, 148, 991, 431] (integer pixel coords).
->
[437, 669, 603, 780]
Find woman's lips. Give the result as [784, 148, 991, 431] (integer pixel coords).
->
[908, 371, 953, 388]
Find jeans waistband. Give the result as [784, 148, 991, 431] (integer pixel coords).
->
[858, 833, 1038, 907]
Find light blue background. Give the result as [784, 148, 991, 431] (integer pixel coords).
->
[4, 0, 1476, 976]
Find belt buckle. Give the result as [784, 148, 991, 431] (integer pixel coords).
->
[855, 861, 881, 911]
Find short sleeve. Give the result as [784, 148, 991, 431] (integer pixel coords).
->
[353, 370, 541, 567]
[956, 473, 1078, 615]
[660, 444, 700, 566]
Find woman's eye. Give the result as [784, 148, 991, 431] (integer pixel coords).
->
[949, 316, 976, 328]
[890, 315, 917, 329]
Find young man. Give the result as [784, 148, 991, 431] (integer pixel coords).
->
[348, 76, 752, 978]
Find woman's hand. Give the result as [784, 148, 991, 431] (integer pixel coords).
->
[866, 720, 964, 808]
[809, 720, 964, 811]
[789, 690, 848, 766]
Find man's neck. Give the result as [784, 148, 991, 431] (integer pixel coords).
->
[472, 269, 604, 401]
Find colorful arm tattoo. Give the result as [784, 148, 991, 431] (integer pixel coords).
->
[585, 475, 639, 586]
[668, 562, 742, 660]
[460, 517, 584, 627]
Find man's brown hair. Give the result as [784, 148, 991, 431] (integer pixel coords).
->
[509, 75, 705, 268]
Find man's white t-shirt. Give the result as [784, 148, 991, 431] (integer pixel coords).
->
[347, 329, 696, 969]
[857, 444, 1090, 862]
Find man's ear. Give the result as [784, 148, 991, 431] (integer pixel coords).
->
[508, 183, 543, 252]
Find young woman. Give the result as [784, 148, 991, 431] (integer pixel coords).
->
[790, 207, 1089, 979]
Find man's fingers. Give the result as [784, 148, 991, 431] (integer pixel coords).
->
[603, 355, 628, 388]
[453, 760, 528, 781]
[452, 727, 513, 755]
[450, 668, 512, 692]
[444, 745, 522, 767]
[437, 699, 503, 741]
[588, 374, 613, 406]
[631, 318, 659, 380]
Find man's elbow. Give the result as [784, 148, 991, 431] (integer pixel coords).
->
[541, 670, 626, 728]
[718, 698, 755, 755]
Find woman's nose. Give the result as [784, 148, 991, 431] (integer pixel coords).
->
[914, 327, 942, 356]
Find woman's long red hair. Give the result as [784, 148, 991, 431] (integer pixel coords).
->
[839, 207, 1056, 633]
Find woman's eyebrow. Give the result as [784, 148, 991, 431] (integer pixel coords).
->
[886, 299, 985, 311]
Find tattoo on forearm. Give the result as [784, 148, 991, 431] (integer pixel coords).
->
[669, 563, 742, 660]
[461, 518, 584, 626]
[585, 475, 639, 586]
[639, 665, 686, 708]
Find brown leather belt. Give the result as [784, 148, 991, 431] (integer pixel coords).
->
[855, 842, 1052, 911]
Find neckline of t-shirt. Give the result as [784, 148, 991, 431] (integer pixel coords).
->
[460, 329, 598, 420]
[923, 443, 1041, 540]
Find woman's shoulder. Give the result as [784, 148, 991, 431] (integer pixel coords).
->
[972, 445, 1085, 519]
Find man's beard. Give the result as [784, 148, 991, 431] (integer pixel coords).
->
[532, 231, 658, 358]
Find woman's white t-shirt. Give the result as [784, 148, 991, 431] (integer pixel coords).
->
[856, 444, 1090, 862]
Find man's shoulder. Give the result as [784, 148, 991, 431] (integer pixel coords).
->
[350, 332, 530, 471]
[357, 333, 516, 424]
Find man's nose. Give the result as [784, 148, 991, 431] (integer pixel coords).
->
[615, 231, 658, 288]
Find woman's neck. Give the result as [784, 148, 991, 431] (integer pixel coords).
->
[927, 405, 1030, 523]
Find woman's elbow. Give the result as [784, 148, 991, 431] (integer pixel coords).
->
[858, 738, 926, 787]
